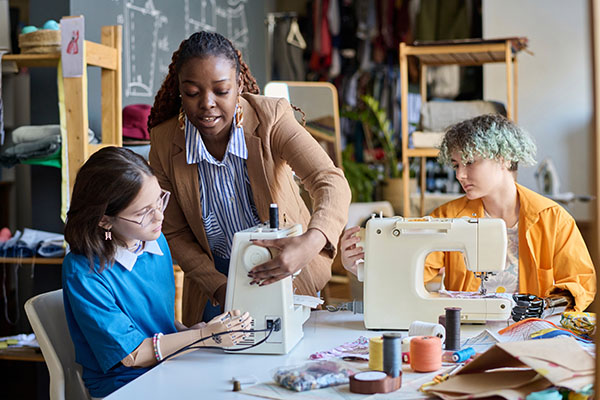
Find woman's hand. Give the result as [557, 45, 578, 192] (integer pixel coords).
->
[197, 310, 252, 347]
[340, 226, 364, 276]
[247, 228, 327, 286]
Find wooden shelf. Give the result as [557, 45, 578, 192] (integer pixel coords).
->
[1, 26, 123, 195]
[0, 257, 63, 265]
[0, 348, 44, 363]
[399, 38, 528, 216]
[2, 52, 60, 67]
[405, 148, 440, 158]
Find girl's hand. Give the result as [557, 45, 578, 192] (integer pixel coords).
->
[340, 226, 363, 276]
[197, 310, 252, 347]
[247, 228, 327, 286]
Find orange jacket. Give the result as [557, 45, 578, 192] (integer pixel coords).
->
[425, 183, 596, 311]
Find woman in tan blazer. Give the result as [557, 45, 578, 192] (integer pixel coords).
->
[148, 31, 351, 326]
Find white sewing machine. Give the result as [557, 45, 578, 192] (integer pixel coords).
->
[358, 216, 511, 329]
[224, 221, 310, 354]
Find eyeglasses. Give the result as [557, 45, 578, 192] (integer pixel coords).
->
[117, 190, 170, 228]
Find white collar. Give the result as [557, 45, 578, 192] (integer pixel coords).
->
[114, 239, 163, 271]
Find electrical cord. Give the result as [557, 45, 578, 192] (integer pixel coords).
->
[160, 319, 280, 363]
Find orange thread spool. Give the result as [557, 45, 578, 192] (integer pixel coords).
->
[410, 336, 442, 372]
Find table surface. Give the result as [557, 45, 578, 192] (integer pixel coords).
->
[105, 311, 510, 400]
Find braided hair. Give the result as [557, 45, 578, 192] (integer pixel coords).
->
[148, 31, 260, 130]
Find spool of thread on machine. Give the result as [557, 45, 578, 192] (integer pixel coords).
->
[269, 203, 279, 229]
[408, 321, 446, 343]
[410, 336, 442, 373]
[368, 336, 383, 371]
[382, 333, 402, 378]
[444, 307, 461, 350]
[452, 347, 475, 363]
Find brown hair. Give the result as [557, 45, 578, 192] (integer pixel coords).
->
[148, 31, 260, 130]
[64, 147, 154, 271]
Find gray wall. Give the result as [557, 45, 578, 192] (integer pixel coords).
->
[483, 0, 593, 221]
[70, 0, 270, 136]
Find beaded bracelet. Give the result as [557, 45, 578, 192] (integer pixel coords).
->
[153, 333, 164, 362]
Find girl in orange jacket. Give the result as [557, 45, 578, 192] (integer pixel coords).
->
[341, 114, 595, 311]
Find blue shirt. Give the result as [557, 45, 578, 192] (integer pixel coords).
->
[184, 115, 261, 259]
[62, 234, 177, 397]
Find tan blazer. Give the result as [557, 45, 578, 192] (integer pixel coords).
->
[149, 94, 351, 325]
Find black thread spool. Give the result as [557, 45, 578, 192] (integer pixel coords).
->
[269, 203, 279, 229]
[444, 307, 461, 350]
[382, 332, 402, 377]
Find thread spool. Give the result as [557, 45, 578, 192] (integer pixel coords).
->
[452, 347, 476, 363]
[444, 307, 461, 350]
[408, 321, 446, 344]
[269, 203, 279, 229]
[438, 315, 446, 328]
[401, 337, 415, 363]
[368, 336, 383, 371]
[409, 336, 442, 372]
[382, 333, 402, 378]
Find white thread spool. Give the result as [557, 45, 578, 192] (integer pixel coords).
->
[408, 321, 446, 344]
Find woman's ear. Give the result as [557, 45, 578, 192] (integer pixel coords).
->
[98, 216, 112, 230]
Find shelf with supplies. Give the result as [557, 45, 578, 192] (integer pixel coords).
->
[1, 23, 123, 194]
[399, 37, 529, 216]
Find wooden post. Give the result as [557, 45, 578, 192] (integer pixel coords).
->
[400, 43, 411, 217]
[101, 25, 122, 147]
[64, 65, 88, 192]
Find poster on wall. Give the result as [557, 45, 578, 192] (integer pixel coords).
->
[60, 16, 85, 78]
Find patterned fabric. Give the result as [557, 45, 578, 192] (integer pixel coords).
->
[483, 211, 519, 294]
[184, 114, 261, 259]
[560, 311, 596, 337]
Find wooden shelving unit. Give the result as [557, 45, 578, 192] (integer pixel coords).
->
[399, 38, 528, 216]
[1, 25, 123, 193]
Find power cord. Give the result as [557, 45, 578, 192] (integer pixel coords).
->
[160, 317, 282, 363]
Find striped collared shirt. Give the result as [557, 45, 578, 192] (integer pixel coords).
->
[184, 116, 261, 259]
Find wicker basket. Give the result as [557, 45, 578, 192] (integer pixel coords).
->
[18, 29, 61, 54]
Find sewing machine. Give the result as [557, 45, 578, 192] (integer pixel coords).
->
[358, 216, 511, 329]
[224, 220, 310, 354]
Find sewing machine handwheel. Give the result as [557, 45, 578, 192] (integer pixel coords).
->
[242, 245, 272, 272]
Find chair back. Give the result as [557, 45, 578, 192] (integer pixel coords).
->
[25, 289, 90, 400]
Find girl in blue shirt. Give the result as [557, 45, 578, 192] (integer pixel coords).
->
[62, 147, 251, 397]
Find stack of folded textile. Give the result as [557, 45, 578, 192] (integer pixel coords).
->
[0, 228, 65, 258]
[0, 124, 98, 168]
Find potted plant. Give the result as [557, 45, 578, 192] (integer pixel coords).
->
[343, 95, 416, 212]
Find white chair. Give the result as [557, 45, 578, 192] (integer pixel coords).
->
[25, 289, 90, 400]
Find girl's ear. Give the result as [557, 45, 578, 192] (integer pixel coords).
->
[98, 216, 112, 230]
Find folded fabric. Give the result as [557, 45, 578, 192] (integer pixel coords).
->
[12, 124, 98, 144]
[12, 124, 60, 144]
[37, 236, 66, 257]
[0, 134, 60, 168]
[420, 100, 507, 132]
[0, 228, 64, 257]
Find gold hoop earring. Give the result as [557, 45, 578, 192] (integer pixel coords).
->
[235, 100, 243, 129]
[178, 107, 186, 131]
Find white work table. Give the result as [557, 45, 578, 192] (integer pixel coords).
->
[106, 311, 510, 399]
